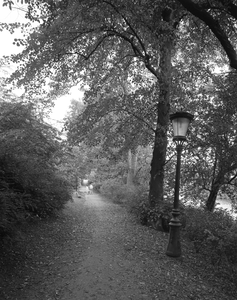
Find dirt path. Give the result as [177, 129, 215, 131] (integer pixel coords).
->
[63, 194, 151, 300]
[0, 192, 236, 300]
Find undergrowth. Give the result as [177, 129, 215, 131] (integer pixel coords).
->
[184, 207, 237, 266]
[66, 172, 237, 293]
[99, 179, 237, 280]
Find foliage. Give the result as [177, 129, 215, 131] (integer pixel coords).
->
[6, 0, 237, 98]
[100, 178, 134, 203]
[82, 144, 152, 193]
[99, 178, 146, 212]
[132, 146, 152, 185]
[2, 0, 187, 207]
[66, 80, 156, 156]
[58, 142, 135, 191]
[0, 100, 72, 238]
[178, 71, 237, 211]
[5, 0, 237, 209]
[176, 0, 237, 69]
[185, 206, 237, 265]
[138, 200, 186, 232]
[57, 144, 99, 189]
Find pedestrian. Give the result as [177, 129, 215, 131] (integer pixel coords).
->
[85, 185, 89, 194]
[89, 183, 93, 194]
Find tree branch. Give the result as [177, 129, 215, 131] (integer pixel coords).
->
[226, 171, 237, 185]
[102, 0, 159, 78]
[116, 106, 156, 133]
[176, 0, 237, 69]
[218, 0, 237, 20]
[106, 29, 159, 79]
[102, 0, 147, 55]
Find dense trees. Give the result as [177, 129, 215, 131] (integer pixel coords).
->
[2, 0, 237, 210]
[9, 0, 177, 206]
[66, 68, 156, 187]
[180, 72, 237, 211]
[4, 0, 182, 206]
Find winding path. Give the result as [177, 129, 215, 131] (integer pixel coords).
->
[0, 192, 236, 300]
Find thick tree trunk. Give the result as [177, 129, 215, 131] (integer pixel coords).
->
[149, 19, 173, 207]
[149, 102, 170, 206]
[127, 148, 138, 186]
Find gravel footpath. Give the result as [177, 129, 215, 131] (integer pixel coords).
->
[0, 192, 236, 300]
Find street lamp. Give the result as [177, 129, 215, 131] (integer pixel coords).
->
[166, 111, 194, 257]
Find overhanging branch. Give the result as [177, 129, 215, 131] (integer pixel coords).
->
[176, 0, 237, 69]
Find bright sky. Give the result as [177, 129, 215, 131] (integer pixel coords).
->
[0, 3, 27, 56]
[0, 3, 84, 129]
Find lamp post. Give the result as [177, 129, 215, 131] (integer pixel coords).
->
[166, 111, 194, 257]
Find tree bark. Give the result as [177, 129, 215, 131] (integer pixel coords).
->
[149, 16, 173, 207]
[149, 102, 170, 207]
[205, 172, 224, 212]
[205, 184, 220, 212]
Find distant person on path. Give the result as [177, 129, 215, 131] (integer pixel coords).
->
[85, 185, 89, 194]
[89, 183, 93, 194]
[82, 179, 89, 186]
[75, 184, 82, 198]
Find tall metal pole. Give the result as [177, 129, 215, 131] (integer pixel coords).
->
[166, 143, 183, 257]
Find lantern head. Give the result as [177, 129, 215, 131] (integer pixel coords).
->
[170, 111, 194, 143]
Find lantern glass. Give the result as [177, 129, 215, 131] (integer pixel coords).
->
[172, 117, 190, 138]
[170, 112, 194, 141]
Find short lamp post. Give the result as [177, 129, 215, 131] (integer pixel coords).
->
[166, 111, 194, 257]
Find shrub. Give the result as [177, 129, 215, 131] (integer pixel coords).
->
[0, 190, 35, 238]
[100, 178, 124, 202]
[0, 101, 73, 241]
[139, 200, 186, 232]
[222, 222, 237, 264]
[100, 178, 138, 203]
[0, 175, 72, 240]
[28, 176, 72, 218]
[184, 206, 237, 265]
[92, 182, 102, 193]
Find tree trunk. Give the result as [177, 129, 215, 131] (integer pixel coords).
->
[149, 17, 173, 207]
[206, 171, 224, 211]
[206, 184, 220, 212]
[149, 104, 170, 207]
[127, 148, 138, 186]
[206, 183, 221, 212]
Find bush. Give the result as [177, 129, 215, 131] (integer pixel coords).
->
[100, 178, 144, 207]
[223, 222, 237, 264]
[92, 182, 102, 193]
[139, 200, 186, 232]
[0, 190, 35, 239]
[28, 176, 72, 218]
[0, 101, 73, 241]
[0, 175, 72, 239]
[184, 206, 237, 265]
